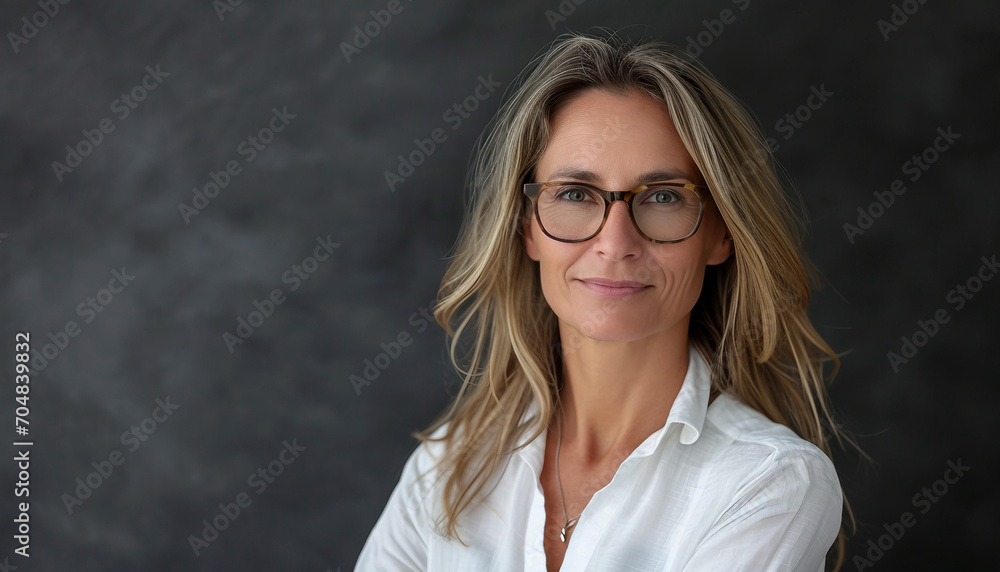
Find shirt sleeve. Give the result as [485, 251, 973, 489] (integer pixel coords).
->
[354, 441, 436, 572]
[681, 448, 844, 572]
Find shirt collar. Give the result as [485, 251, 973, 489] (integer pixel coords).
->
[514, 344, 711, 475]
[638, 342, 710, 449]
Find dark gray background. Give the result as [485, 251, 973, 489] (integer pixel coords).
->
[0, 0, 996, 570]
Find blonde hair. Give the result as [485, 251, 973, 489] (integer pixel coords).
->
[413, 30, 860, 571]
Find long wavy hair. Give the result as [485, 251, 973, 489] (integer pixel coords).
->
[412, 30, 860, 572]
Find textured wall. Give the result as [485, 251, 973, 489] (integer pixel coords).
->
[0, 0, 996, 570]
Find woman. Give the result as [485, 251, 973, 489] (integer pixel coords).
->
[356, 31, 857, 572]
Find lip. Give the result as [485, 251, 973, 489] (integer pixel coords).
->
[577, 278, 651, 297]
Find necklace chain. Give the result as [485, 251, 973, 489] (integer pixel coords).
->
[555, 410, 581, 543]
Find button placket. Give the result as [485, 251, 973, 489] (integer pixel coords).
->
[523, 471, 548, 572]
[559, 459, 638, 570]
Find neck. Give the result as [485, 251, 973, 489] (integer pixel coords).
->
[554, 318, 691, 467]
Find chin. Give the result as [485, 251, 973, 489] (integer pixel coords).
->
[570, 319, 648, 343]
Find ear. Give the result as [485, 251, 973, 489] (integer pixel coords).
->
[704, 206, 734, 266]
[521, 203, 541, 262]
[706, 229, 734, 266]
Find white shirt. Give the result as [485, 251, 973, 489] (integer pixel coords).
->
[355, 344, 843, 571]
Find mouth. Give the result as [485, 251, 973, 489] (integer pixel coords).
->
[577, 278, 651, 297]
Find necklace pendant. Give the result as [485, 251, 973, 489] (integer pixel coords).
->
[560, 520, 576, 543]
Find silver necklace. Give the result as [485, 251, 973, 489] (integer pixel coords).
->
[555, 411, 581, 543]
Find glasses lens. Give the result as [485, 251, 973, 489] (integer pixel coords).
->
[632, 185, 702, 241]
[536, 184, 702, 241]
[537, 185, 605, 240]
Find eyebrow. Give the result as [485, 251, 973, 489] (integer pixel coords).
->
[545, 167, 698, 187]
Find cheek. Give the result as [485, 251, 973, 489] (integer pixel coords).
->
[655, 251, 709, 314]
[534, 244, 587, 317]
[532, 244, 564, 302]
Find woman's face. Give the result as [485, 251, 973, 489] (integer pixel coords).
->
[522, 88, 732, 343]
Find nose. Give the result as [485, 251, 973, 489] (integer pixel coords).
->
[593, 199, 643, 258]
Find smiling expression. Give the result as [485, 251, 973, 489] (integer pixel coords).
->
[522, 88, 732, 342]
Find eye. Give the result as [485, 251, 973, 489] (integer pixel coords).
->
[554, 185, 599, 202]
[640, 187, 683, 204]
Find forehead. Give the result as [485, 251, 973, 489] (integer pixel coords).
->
[537, 88, 701, 186]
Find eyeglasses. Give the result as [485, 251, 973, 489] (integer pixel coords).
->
[522, 180, 707, 243]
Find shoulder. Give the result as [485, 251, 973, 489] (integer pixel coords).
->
[699, 392, 843, 510]
[398, 421, 454, 490]
[671, 394, 845, 567]
[355, 423, 459, 570]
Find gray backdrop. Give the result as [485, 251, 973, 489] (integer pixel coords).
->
[0, 0, 997, 570]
